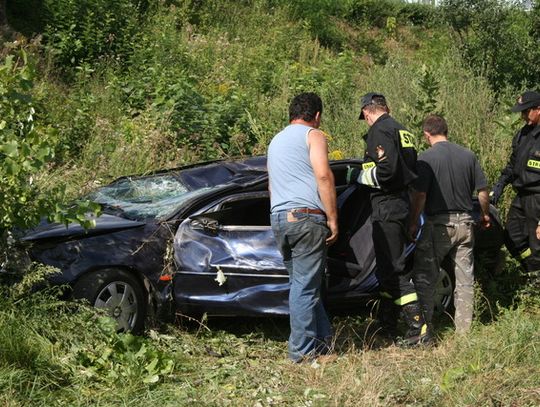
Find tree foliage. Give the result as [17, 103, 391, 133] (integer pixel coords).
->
[440, 0, 539, 92]
[0, 47, 98, 239]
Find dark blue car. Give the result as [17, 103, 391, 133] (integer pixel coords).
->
[7, 157, 503, 333]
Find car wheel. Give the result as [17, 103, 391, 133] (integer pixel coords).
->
[73, 269, 146, 334]
[433, 266, 454, 315]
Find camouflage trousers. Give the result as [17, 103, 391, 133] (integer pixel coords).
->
[412, 213, 475, 334]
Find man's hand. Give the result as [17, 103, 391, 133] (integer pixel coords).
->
[536, 224, 540, 241]
[478, 189, 491, 230]
[480, 214, 491, 229]
[326, 219, 338, 245]
[408, 223, 419, 242]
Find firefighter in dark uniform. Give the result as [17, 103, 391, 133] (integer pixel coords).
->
[491, 90, 540, 290]
[353, 92, 429, 344]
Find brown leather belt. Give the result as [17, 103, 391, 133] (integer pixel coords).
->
[289, 207, 325, 215]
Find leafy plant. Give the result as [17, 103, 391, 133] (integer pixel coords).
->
[347, 0, 400, 28]
[0, 48, 98, 239]
[398, 2, 437, 27]
[42, 0, 146, 69]
[74, 324, 175, 384]
[402, 65, 444, 146]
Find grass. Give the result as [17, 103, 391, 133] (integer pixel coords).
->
[1, 271, 539, 406]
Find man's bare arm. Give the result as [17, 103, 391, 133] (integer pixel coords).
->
[408, 189, 426, 241]
[308, 129, 338, 245]
[478, 188, 491, 229]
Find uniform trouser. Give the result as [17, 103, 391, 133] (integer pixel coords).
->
[504, 193, 540, 273]
[412, 213, 475, 333]
[371, 195, 417, 305]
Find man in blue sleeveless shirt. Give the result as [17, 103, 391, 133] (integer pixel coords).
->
[268, 92, 338, 362]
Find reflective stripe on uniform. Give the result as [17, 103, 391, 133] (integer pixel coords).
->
[520, 247, 532, 260]
[357, 165, 379, 188]
[394, 292, 418, 306]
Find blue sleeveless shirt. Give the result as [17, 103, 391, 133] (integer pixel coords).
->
[268, 124, 324, 213]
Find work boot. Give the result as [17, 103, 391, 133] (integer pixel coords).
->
[399, 301, 433, 346]
[375, 298, 400, 339]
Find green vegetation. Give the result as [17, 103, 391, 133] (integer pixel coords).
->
[2, 274, 539, 406]
[1, 0, 540, 405]
[0, 47, 98, 244]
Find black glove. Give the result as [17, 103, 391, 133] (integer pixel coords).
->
[346, 166, 361, 184]
[490, 182, 505, 206]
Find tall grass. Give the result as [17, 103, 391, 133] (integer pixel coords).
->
[1, 281, 539, 406]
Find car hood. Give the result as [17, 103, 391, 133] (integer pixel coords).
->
[22, 213, 146, 242]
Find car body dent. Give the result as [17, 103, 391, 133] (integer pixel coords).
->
[173, 198, 289, 315]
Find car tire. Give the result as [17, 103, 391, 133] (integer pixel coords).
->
[73, 269, 146, 334]
[433, 266, 454, 315]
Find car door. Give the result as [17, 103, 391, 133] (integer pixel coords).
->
[172, 191, 290, 316]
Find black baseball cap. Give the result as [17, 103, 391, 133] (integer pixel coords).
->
[358, 92, 386, 120]
[511, 91, 540, 112]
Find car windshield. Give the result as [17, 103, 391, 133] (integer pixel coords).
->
[86, 174, 214, 220]
[85, 161, 267, 220]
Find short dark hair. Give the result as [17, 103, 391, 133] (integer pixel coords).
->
[289, 92, 323, 122]
[422, 114, 448, 136]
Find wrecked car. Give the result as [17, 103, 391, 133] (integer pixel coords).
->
[3, 156, 504, 333]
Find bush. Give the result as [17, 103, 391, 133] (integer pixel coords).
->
[0, 49, 62, 234]
[0, 44, 101, 259]
[398, 3, 437, 27]
[347, 0, 400, 28]
[42, 0, 145, 68]
[440, 0, 540, 92]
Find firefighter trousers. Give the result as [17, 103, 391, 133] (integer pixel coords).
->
[504, 193, 540, 272]
[371, 194, 417, 305]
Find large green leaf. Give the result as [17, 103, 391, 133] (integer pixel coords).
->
[0, 141, 19, 158]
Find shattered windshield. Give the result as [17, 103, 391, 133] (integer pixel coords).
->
[86, 175, 213, 220]
[85, 160, 267, 221]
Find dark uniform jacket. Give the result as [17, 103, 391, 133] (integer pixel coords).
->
[360, 113, 418, 197]
[496, 124, 540, 194]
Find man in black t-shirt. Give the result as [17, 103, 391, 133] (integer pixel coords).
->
[409, 115, 490, 334]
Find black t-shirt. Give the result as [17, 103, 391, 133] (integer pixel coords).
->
[414, 141, 487, 215]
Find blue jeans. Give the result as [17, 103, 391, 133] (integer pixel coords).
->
[271, 210, 333, 362]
